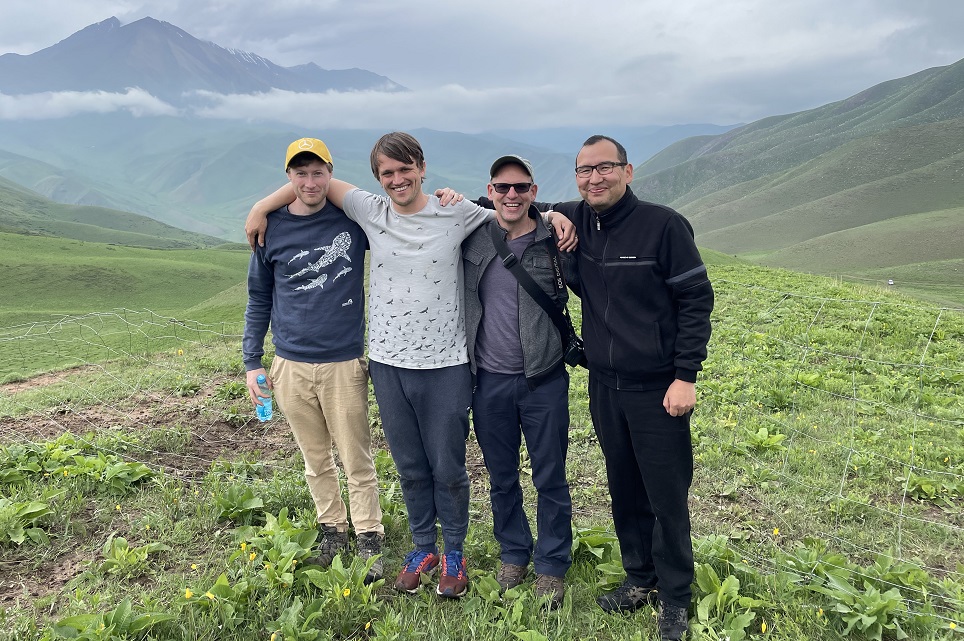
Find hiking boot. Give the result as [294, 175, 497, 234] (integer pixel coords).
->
[394, 549, 439, 593]
[312, 524, 348, 567]
[495, 563, 528, 592]
[356, 532, 384, 584]
[436, 550, 468, 598]
[534, 574, 565, 610]
[658, 601, 689, 640]
[596, 580, 659, 613]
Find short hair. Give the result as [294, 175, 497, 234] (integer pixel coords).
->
[580, 134, 628, 164]
[286, 151, 333, 172]
[370, 132, 425, 177]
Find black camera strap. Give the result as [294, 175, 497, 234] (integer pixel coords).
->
[489, 222, 574, 341]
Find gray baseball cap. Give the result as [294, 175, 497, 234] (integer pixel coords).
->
[489, 155, 535, 179]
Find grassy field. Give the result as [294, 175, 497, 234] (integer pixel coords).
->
[0, 233, 249, 383]
[0, 257, 961, 640]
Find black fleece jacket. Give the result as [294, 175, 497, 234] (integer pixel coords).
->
[552, 187, 714, 391]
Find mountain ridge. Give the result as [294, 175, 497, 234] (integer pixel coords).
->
[0, 16, 404, 102]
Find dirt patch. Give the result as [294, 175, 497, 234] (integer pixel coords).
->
[0, 550, 86, 610]
[0, 366, 99, 394]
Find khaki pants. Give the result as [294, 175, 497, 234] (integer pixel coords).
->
[271, 356, 383, 534]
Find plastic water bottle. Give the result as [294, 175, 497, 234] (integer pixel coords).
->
[255, 374, 273, 422]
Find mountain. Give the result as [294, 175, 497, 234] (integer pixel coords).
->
[630, 58, 964, 297]
[0, 17, 404, 104]
[0, 175, 228, 249]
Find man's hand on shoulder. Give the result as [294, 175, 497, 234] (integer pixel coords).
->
[546, 211, 578, 251]
[245, 207, 269, 250]
[433, 187, 465, 206]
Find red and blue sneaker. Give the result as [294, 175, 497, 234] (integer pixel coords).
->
[436, 550, 468, 598]
[393, 549, 439, 593]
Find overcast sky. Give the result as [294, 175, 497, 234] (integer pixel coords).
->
[2, 0, 964, 132]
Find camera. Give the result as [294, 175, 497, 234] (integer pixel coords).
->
[563, 332, 587, 368]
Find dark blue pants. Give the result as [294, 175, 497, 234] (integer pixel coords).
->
[589, 376, 694, 607]
[370, 361, 471, 553]
[473, 368, 572, 578]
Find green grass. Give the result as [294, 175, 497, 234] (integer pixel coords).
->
[0, 261, 961, 640]
[0, 233, 249, 381]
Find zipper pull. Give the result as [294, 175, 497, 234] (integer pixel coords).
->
[596, 215, 601, 231]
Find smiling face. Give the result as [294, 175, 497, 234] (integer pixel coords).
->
[575, 139, 633, 213]
[286, 158, 331, 214]
[375, 153, 428, 213]
[487, 163, 537, 236]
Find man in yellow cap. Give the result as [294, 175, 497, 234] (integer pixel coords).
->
[242, 138, 384, 583]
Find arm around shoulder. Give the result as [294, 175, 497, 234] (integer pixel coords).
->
[245, 184, 296, 249]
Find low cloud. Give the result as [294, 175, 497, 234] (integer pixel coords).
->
[0, 88, 178, 120]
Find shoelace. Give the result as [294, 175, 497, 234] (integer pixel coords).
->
[441, 551, 464, 577]
[402, 550, 431, 571]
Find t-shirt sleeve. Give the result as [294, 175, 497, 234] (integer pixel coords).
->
[459, 200, 495, 238]
[341, 188, 376, 225]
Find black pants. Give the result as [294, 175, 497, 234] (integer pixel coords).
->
[589, 376, 694, 607]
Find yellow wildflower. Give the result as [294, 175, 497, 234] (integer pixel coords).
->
[205, 591, 215, 600]
[191, 564, 198, 570]
[773, 528, 780, 536]
[145, 524, 150, 530]
[271, 634, 277, 641]
[818, 608, 824, 616]
[178, 349, 184, 356]
[761, 621, 767, 633]
[185, 589, 193, 599]
[240, 542, 247, 551]
[950, 622, 956, 630]
[366, 622, 372, 631]
[343, 588, 351, 597]
[249, 552, 256, 561]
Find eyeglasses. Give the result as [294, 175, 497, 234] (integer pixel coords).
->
[491, 182, 533, 194]
[574, 162, 627, 177]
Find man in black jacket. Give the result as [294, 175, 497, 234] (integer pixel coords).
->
[553, 135, 714, 641]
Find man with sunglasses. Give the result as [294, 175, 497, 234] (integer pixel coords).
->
[461, 155, 573, 609]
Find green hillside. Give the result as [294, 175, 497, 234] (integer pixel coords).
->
[0, 176, 227, 248]
[0, 232, 249, 327]
[636, 59, 964, 207]
[628, 58, 964, 304]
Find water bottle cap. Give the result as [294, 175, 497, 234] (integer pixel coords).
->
[256, 374, 266, 383]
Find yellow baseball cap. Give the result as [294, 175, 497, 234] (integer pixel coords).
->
[285, 138, 333, 170]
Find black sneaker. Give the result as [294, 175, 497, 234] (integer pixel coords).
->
[356, 532, 384, 584]
[313, 524, 348, 567]
[658, 601, 689, 640]
[596, 580, 659, 613]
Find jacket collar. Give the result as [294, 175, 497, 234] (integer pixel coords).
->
[591, 186, 639, 229]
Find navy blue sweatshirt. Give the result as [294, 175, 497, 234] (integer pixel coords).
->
[242, 203, 368, 370]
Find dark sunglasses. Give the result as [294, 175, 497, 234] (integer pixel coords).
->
[491, 182, 533, 194]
